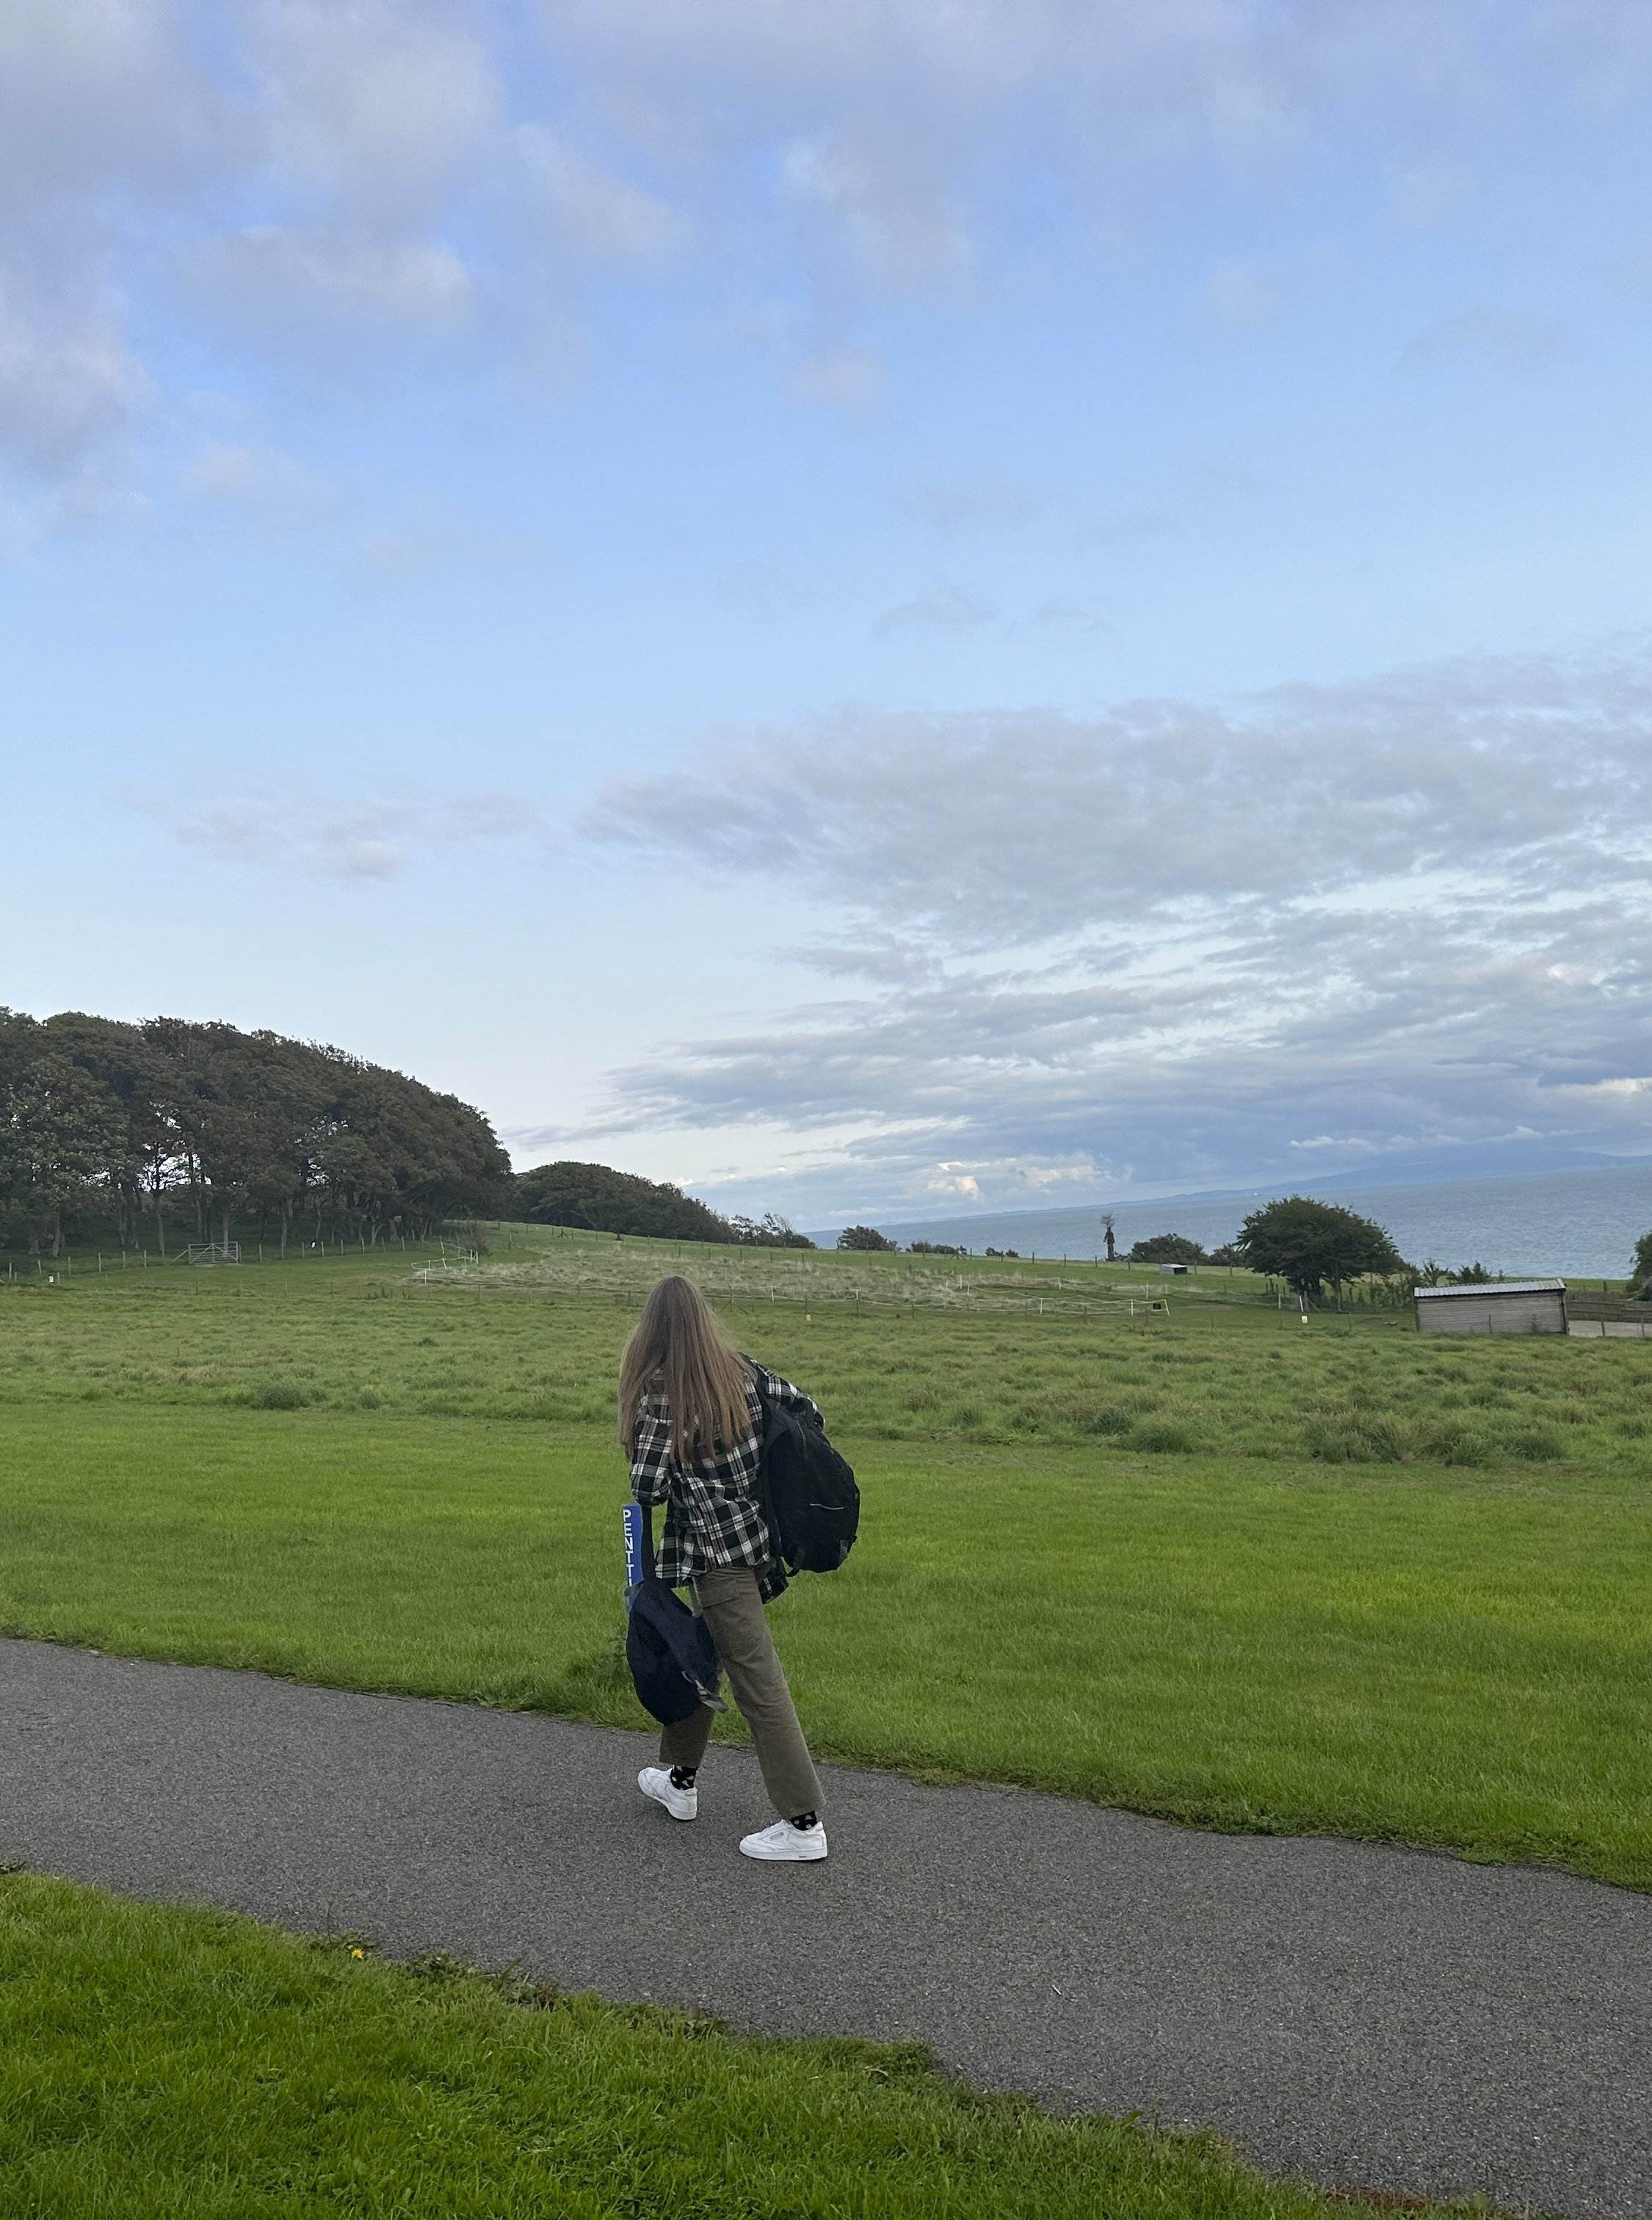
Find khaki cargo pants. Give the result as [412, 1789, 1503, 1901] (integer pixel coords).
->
[658, 1565, 823, 1820]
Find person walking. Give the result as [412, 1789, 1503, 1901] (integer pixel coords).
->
[620, 1273, 828, 1863]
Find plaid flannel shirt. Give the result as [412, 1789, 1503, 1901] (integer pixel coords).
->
[629, 1358, 821, 1604]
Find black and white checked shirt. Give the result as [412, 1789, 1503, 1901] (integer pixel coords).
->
[629, 1359, 821, 1603]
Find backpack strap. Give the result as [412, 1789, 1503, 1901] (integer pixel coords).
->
[741, 1357, 788, 1572]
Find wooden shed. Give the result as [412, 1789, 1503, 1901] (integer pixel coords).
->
[1413, 1279, 1568, 1335]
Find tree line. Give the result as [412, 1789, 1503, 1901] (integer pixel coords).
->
[832, 1198, 1410, 1299]
[0, 1009, 510, 1257]
[513, 1161, 815, 1248]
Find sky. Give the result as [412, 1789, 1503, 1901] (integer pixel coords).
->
[4, 1, 1652, 1227]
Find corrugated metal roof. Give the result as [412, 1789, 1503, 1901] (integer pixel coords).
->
[1413, 1279, 1566, 1299]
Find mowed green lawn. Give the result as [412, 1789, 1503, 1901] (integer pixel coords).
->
[0, 1871, 1449, 2220]
[1, 1392, 1645, 1888]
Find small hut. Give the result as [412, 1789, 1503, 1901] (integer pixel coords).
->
[1413, 1279, 1567, 1335]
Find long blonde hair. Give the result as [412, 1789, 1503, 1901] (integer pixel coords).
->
[619, 1274, 753, 1460]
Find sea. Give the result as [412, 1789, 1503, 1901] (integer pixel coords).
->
[814, 1160, 1652, 1283]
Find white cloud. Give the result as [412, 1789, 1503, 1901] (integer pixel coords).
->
[1399, 305, 1567, 371]
[249, 0, 500, 217]
[1202, 261, 1279, 329]
[0, 0, 1634, 500]
[902, 476, 1037, 534]
[358, 507, 556, 581]
[577, 640, 1652, 1202]
[1389, 156, 1471, 228]
[875, 584, 997, 635]
[0, 284, 151, 479]
[780, 134, 974, 293]
[927, 1168, 982, 1199]
[191, 226, 475, 339]
[0, 0, 216, 209]
[715, 559, 825, 618]
[185, 439, 336, 529]
[516, 129, 688, 264]
[1026, 598, 1114, 636]
[786, 347, 885, 410]
[136, 783, 546, 882]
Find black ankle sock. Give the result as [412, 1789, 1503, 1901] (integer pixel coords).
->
[669, 1767, 697, 1791]
[790, 1810, 819, 1829]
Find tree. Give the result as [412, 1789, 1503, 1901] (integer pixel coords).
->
[3, 1056, 127, 1255]
[0, 1007, 507, 1256]
[1631, 1230, 1652, 1299]
[1127, 1233, 1206, 1266]
[1233, 1195, 1402, 1304]
[729, 1211, 816, 1249]
[836, 1224, 896, 1251]
[1101, 1213, 1116, 1261]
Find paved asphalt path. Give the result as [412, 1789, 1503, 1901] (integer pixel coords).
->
[1, 1639, 1646, 2220]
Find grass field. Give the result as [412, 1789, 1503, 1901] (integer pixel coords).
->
[1, 1230, 1647, 1887]
[0, 1869, 1478, 2220]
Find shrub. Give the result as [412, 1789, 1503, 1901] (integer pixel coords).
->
[1126, 1234, 1207, 1266]
[1499, 1426, 1564, 1463]
[1302, 1405, 1420, 1463]
[1086, 1405, 1134, 1437]
[1131, 1417, 1199, 1453]
[837, 1225, 896, 1252]
[1419, 1419, 1493, 1467]
[239, 1378, 314, 1410]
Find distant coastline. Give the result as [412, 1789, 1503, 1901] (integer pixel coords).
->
[807, 1157, 1652, 1282]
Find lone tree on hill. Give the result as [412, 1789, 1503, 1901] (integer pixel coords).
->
[1127, 1233, 1206, 1266]
[1233, 1195, 1402, 1305]
[836, 1223, 896, 1251]
[1631, 1229, 1652, 1299]
[729, 1211, 816, 1249]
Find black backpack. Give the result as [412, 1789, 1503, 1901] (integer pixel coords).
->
[748, 1370, 859, 1574]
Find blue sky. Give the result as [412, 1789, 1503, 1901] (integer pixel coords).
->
[4, 1, 1651, 1225]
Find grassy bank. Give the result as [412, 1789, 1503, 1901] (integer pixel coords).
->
[1, 1397, 1645, 1887]
[0, 1871, 1491, 2219]
[2, 1234, 1648, 1470]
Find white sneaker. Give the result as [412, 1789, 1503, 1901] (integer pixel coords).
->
[638, 1766, 698, 1822]
[739, 1818, 827, 1862]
